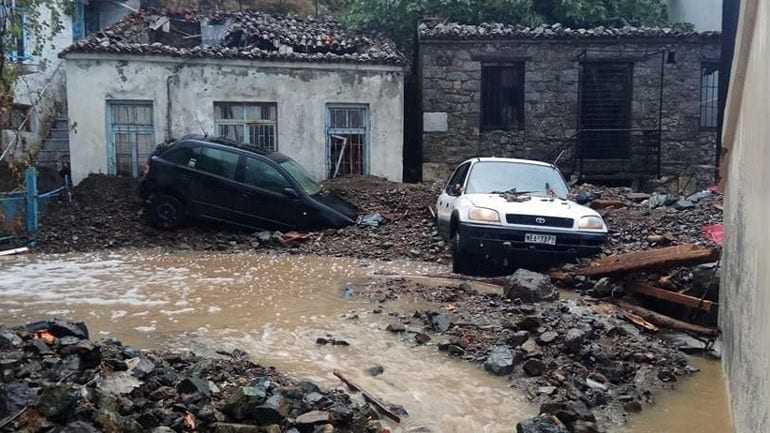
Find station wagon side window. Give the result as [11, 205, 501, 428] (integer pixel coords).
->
[240, 157, 291, 194]
[446, 162, 471, 196]
[164, 146, 196, 166]
[195, 147, 240, 179]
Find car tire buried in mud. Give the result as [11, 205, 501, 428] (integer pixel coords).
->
[452, 231, 476, 275]
[148, 194, 185, 229]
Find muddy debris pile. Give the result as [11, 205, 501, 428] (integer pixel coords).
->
[0, 320, 384, 433]
[372, 278, 698, 432]
[571, 183, 723, 256]
[37, 175, 448, 262]
[294, 176, 448, 262]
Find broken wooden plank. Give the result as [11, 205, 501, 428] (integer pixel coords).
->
[333, 370, 401, 423]
[629, 283, 716, 313]
[576, 245, 720, 277]
[614, 301, 720, 337]
[622, 310, 660, 332]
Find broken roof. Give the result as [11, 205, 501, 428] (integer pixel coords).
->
[419, 21, 720, 42]
[62, 10, 405, 66]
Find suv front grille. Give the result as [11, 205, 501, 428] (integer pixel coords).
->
[505, 214, 574, 228]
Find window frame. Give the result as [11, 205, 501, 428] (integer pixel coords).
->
[105, 99, 155, 177]
[445, 162, 471, 196]
[237, 155, 293, 195]
[193, 145, 241, 180]
[325, 103, 369, 178]
[699, 61, 720, 130]
[480, 62, 526, 131]
[213, 102, 278, 152]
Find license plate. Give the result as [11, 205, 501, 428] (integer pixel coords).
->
[525, 233, 557, 245]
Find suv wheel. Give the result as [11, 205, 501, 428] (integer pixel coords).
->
[451, 230, 475, 275]
[148, 194, 185, 229]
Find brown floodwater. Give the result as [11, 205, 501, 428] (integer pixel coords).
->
[0, 251, 733, 433]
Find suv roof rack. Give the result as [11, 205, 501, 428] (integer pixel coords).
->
[178, 134, 269, 155]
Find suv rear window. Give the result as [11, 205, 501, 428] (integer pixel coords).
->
[163, 146, 196, 166]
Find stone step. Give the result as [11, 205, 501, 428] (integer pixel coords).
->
[53, 118, 68, 130]
[47, 128, 69, 139]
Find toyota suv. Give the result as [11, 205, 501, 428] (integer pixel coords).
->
[436, 157, 608, 273]
[139, 136, 358, 230]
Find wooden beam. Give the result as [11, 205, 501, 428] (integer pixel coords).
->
[333, 370, 402, 423]
[614, 301, 720, 337]
[576, 245, 720, 277]
[630, 283, 716, 313]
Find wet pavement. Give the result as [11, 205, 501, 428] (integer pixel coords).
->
[0, 250, 733, 433]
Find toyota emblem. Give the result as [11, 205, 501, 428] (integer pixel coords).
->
[536, 217, 546, 224]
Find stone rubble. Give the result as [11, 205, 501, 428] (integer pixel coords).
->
[365, 278, 700, 431]
[0, 320, 381, 433]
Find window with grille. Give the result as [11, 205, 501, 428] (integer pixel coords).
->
[107, 101, 155, 177]
[214, 102, 277, 152]
[326, 105, 368, 178]
[481, 63, 525, 130]
[700, 63, 719, 129]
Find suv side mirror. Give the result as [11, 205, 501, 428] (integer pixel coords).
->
[283, 187, 299, 199]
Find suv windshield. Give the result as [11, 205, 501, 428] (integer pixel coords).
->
[279, 158, 322, 195]
[465, 161, 569, 198]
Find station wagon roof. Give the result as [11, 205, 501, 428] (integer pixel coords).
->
[461, 157, 556, 168]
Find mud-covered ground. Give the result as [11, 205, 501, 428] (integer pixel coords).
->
[361, 277, 706, 432]
[35, 175, 721, 265]
[35, 175, 448, 263]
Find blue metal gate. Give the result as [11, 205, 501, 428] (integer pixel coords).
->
[0, 167, 68, 247]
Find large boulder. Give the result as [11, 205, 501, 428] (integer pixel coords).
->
[483, 345, 514, 376]
[503, 270, 558, 303]
[516, 415, 570, 433]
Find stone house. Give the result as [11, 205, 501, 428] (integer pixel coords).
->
[418, 22, 721, 185]
[60, 10, 405, 184]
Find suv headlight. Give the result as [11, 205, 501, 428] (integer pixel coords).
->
[468, 207, 500, 223]
[578, 215, 605, 230]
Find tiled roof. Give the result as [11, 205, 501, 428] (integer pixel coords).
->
[419, 21, 720, 42]
[62, 10, 405, 66]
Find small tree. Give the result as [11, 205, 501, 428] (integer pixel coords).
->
[0, 0, 73, 113]
[340, 0, 676, 54]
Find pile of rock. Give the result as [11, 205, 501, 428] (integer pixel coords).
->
[369, 278, 697, 432]
[0, 320, 381, 433]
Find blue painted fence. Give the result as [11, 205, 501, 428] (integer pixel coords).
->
[0, 168, 68, 245]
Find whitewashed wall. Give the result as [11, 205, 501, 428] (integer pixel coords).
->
[64, 54, 404, 184]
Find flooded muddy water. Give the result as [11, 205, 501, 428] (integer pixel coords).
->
[0, 251, 732, 433]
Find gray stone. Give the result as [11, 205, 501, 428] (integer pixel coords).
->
[508, 330, 530, 347]
[430, 313, 451, 332]
[38, 384, 80, 421]
[591, 277, 613, 297]
[211, 423, 280, 433]
[177, 376, 211, 396]
[673, 199, 696, 210]
[503, 269, 558, 303]
[516, 415, 569, 433]
[252, 394, 288, 425]
[483, 345, 514, 376]
[386, 322, 405, 333]
[62, 421, 103, 433]
[296, 410, 331, 425]
[523, 359, 546, 377]
[537, 331, 559, 345]
[152, 428, 176, 433]
[0, 330, 22, 349]
[223, 385, 269, 420]
[564, 328, 586, 352]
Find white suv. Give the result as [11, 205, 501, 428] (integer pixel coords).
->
[436, 157, 608, 273]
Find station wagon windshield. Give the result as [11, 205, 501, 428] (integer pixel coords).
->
[279, 158, 322, 195]
[465, 161, 569, 198]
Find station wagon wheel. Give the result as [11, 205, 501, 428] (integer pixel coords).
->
[149, 194, 185, 230]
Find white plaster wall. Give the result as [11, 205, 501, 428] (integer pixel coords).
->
[6, 3, 73, 159]
[65, 55, 404, 184]
[720, 1, 770, 432]
[668, 0, 723, 31]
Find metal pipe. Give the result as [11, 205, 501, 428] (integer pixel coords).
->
[166, 74, 177, 141]
[657, 50, 665, 179]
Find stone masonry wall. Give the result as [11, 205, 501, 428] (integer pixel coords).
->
[420, 38, 721, 183]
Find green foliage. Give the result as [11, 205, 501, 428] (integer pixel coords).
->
[338, 0, 676, 53]
[0, 0, 74, 96]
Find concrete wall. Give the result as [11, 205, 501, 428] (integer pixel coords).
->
[420, 38, 720, 182]
[668, 0, 723, 31]
[64, 54, 404, 184]
[719, 1, 770, 432]
[3, 3, 73, 161]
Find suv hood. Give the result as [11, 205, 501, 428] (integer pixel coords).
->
[467, 194, 602, 220]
